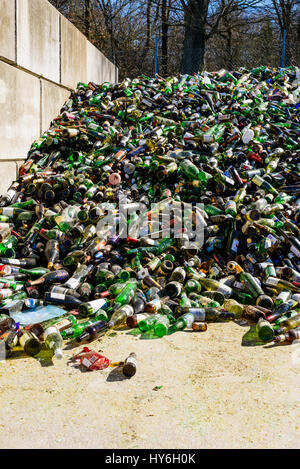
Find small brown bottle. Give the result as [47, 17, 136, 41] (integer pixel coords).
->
[192, 322, 208, 332]
[122, 352, 137, 378]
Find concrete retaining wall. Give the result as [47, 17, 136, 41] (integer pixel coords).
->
[0, 0, 118, 195]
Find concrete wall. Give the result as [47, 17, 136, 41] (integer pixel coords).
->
[0, 0, 118, 195]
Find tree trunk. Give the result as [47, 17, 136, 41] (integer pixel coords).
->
[181, 0, 208, 74]
[225, 27, 233, 70]
[161, 0, 169, 76]
[284, 34, 291, 65]
[84, 0, 91, 40]
[138, 0, 152, 69]
[223, 13, 233, 70]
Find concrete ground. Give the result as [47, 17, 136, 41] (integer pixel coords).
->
[0, 321, 299, 449]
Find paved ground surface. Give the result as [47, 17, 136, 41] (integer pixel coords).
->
[0, 320, 299, 449]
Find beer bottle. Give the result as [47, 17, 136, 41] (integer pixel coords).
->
[0, 317, 16, 334]
[113, 282, 137, 307]
[132, 291, 147, 314]
[192, 322, 208, 332]
[63, 264, 93, 290]
[61, 318, 99, 339]
[178, 307, 234, 322]
[273, 328, 300, 344]
[44, 291, 82, 307]
[76, 320, 108, 343]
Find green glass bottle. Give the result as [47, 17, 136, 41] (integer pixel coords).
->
[171, 312, 194, 331]
[256, 317, 274, 342]
[240, 271, 264, 299]
[179, 159, 207, 181]
[138, 314, 158, 332]
[198, 278, 232, 298]
[154, 315, 170, 337]
[252, 175, 278, 196]
[61, 318, 99, 339]
[113, 282, 137, 306]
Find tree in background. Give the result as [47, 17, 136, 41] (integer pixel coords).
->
[265, 0, 300, 66]
[48, 0, 300, 78]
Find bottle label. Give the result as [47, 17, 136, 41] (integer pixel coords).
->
[203, 134, 213, 143]
[125, 355, 137, 367]
[231, 239, 239, 253]
[65, 278, 79, 290]
[90, 299, 107, 312]
[50, 292, 66, 301]
[183, 313, 195, 328]
[277, 291, 290, 301]
[45, 326, 58, 337]
[217, 284, 232, 297]
[7, 259, 21, 265]
[290, 245, 300, 258]
[192, 309, 205, 321]
[51, 286, 66, 294]
[6, 190, 16, 200]
[266, 277, 279, 286]
[2, 207, 14, 216]
[136, 313, 150, 323]
[55, 318, 72, 330]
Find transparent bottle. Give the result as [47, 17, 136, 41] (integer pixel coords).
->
[44, 326, 63, 359]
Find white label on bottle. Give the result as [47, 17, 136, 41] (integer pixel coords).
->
[7, 259, 21, 265]
[136, 314, 150, 323]
[277, 291, 290, 301]
[6, 190, 15, 200]
[2, 208, 14, 216]
[65, 278, 79, 290]
[51, 292, 66, 300]
[193, 309, 205, 322]
[185, 313, 195, 328]
[265, 277, 279, 286]
[203, 134, 213, 143]
[82, 358, 92, 368]
[290, 245, 300, 258]
[45, 326, 59, 337]
[266, 234, 277, 243]
[125, 356, 137, 367]
[88, 123, 98, 130]
[51, 286, 65, 293]
[90, 299, 107, 312]
[217, 284, 232, 297]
